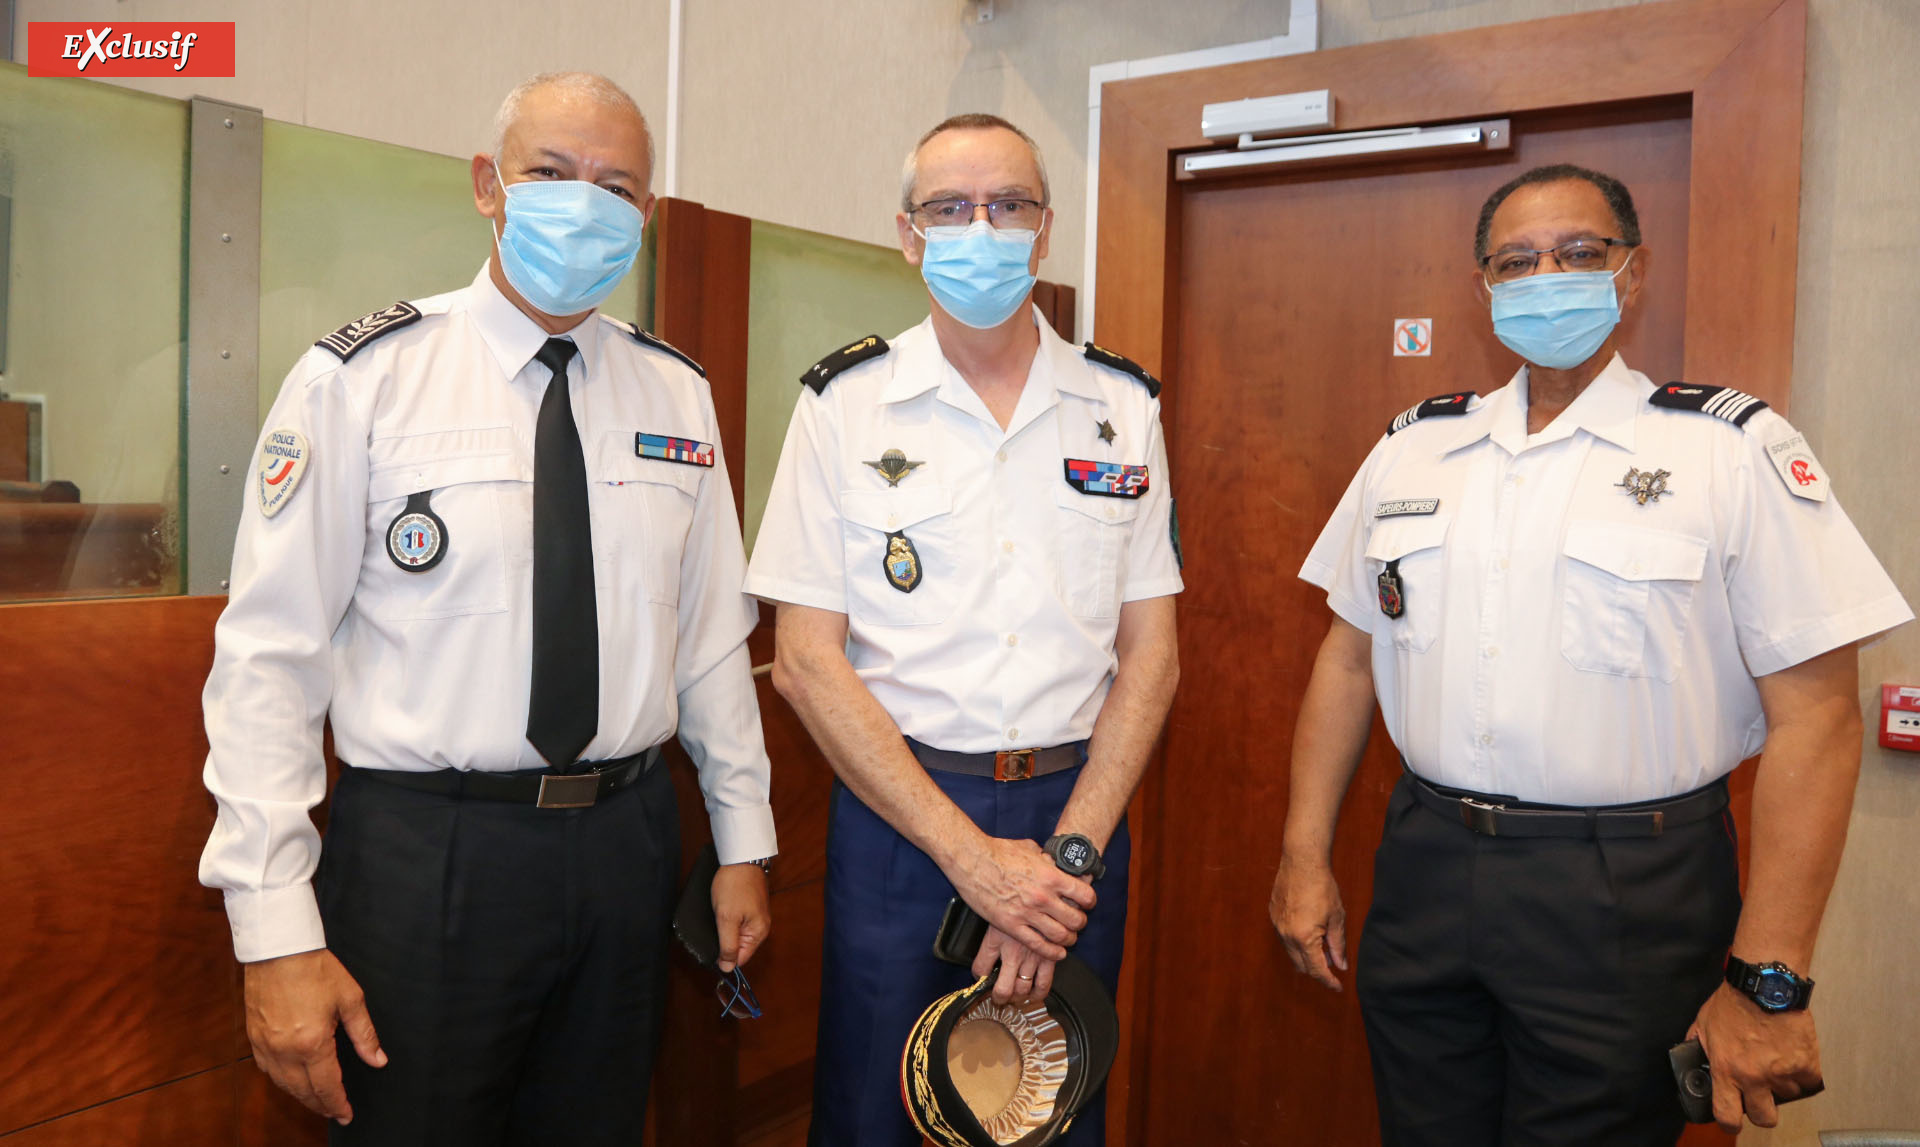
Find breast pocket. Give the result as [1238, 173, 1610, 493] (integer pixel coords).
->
[1364, 514, 1452, 652]
[365, 452, 525, 621]
[1052, 486, 1140, 619]
[841, 486, 958, 626]
[595, 435, 705, 607]
[1559, 520, 1708, 680]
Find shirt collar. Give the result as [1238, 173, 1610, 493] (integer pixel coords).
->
[1444, 352, 1641, 456]
[465, 260, 607, 382]
[878, 305, 1083, 409]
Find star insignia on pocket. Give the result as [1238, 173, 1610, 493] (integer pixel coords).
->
[1096, 419, 1117, 445]
[864, 448, 925, 487]
[1615, 466, 1673, 505]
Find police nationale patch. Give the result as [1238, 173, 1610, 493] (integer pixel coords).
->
[884, 531, 923, 593]
[386, 492, 447, 572]
[1765, 433, 1830, 502]
[1063, 458, 1149, 499]
[1374, 499, 1439, 518]
[635, 433, 715, 467]
[256, 428, 309, 518]
[315, 301, 421, 361]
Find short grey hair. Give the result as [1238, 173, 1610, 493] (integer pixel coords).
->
[899, 113, 1050, 213]
[1474, 163, 1641, 263]
[491, 71, 654, 178]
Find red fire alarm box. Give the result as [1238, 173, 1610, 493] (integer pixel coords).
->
[1883, 685, 1920, 753]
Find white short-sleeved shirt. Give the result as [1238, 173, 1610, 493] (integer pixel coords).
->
[746, 309, 1183, 753]
[1301, 355, 1911, 805]
[200, 264, 777, 962]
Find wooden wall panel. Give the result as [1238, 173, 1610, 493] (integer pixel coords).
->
[0, 596, 237, 1135]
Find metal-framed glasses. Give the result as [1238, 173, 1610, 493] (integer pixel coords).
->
[1480, 237, 1634, 284]
[715, 967, 762, 1020]
[910, 197, 1046, 231]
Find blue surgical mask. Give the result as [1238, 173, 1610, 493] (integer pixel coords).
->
[495, 169, 645, 316]
[1489, 256, 1633, 370]
[917, 219, 1040, 330]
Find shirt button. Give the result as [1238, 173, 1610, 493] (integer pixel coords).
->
[1514, 475, 1526, 485]
[996, 450, 1008, 464]
[1499, 557, 1510, 570]
[1485, 646, 1499, 659]
[1007, 727, 1020, 740]
[1480, 733, 1494, 746]
[886, 513, 899, 528]
[1002, 540, 1015, 553]
[1006, 634, 1019, 647]
[1104, 506, 1118, 520]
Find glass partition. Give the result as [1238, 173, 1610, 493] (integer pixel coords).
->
[0, 63, 188, 601]
[743, 219, 925, 550]
[259, 122, 649, 418]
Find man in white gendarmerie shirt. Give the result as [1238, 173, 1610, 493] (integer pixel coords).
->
[199, 73, 775, 1145]
[1269, 165, 1912, 1145]
[746, 114, 1181, 1147]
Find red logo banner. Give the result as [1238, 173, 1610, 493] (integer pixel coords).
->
[27, 23, 236, 78]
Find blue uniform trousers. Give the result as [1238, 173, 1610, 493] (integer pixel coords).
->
[808, 764, 1131, 1146]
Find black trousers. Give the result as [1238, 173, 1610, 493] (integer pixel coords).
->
[1356, 775, 1740, 1147]
[316, 762, 680, 1147]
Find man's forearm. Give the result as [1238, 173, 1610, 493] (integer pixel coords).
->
[1056, 596, 1179, 850]
[1281, 617, 1378, 862]
[771, 608, 984, 871]
[1734, 644, 1864, 971]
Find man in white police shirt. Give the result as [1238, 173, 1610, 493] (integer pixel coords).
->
[199, 72, 776, 1144]
[1270, 164, 1912, 1143]
[746, 114, 1182, 1146]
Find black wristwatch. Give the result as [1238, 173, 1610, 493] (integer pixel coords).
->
[1725, 956, 1814, 1013]
[1044, 833, 1105, 880]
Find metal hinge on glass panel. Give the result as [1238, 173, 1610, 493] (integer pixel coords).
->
[1183, 90, 1511, 178]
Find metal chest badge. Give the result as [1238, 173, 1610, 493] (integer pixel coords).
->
[864, 448, 924, 487]
[1377, 559, 1405, 619]
[386, 490, 448, 572]
[1615, 466, 1673, 505]
[884, 531, 923, 593]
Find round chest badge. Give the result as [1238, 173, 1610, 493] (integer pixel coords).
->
[386, 491, 447, 572]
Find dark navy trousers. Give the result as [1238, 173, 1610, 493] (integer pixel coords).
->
[808, 764, 1131, 1147]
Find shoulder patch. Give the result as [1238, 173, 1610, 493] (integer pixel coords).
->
[1082, 344, 1162, 398]
[614, 322, 706, 378]
[1648, 382, 1768, 427]
[1387, 391, 1476, 436]
[315, 302, 422, 361]
[802, 335, 889, 394]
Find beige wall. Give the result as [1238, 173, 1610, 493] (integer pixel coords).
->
[13, 0, 1919, 1135]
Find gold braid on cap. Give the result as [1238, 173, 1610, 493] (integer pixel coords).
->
[904, 976, 985, 1147]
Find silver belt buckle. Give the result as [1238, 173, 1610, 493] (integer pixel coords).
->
[1459, 796, 1504, 836]
[536, 773, 600, 809]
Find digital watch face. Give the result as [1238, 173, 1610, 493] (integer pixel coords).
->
[1059, 837, 1091, 872]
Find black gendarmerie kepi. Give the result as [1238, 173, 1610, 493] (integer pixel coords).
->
[901, 905, 1119, 1147]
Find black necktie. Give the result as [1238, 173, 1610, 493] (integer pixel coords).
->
[526, 337, 599, 770]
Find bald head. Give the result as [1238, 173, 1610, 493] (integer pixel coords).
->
[491, 72, 653, 179]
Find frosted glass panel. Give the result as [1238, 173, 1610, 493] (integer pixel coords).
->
[259, 122, 648, 417]
[0, 63, 186, 600]
[744, 220, 925, 550]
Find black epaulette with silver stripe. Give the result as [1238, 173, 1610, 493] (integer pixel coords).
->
[1387, 391, 1475, 436]
[617, 323, 705, 378]
[803, 335, 889, 394]
[1082, 344, 1162, 398]
[315, 302, 422, 361]
[1648, 382, 1768, 426]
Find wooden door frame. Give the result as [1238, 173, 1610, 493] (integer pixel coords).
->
[1093, 0, 1804, 1141]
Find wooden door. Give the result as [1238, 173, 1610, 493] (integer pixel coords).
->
[1093, 1, 1804, 1142]
[1147, 103, 1691, 1145]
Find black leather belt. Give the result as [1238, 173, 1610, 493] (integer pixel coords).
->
[907, 738, 1087, 782]
[349, 746, 661, 809]
[1406, 768, 1728, 839]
